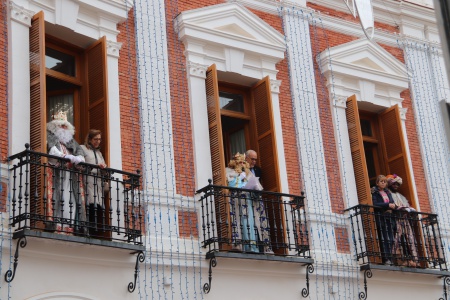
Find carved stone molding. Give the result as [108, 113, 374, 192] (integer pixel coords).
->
[10, 2, 34, 27]
[270, 79, 282, 94]
[188, 63, 208, 79]
[333, 95, 347, 109]
[399, 107, 408, 120]
[107, 40, 122, 58]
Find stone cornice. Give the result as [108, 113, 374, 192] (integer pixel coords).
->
[230, 0, 440, 47]
[10, 2, 34, 27]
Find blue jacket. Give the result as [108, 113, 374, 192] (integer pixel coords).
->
[372, 187, 394, 211]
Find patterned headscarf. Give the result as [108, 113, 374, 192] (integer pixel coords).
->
[387, 174, 403, 186]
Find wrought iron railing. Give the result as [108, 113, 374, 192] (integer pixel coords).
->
[346, 204, 447, 270]
[196, 180, 310, 257]
[8, 144, 143, 245]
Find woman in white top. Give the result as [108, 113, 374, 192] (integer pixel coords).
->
[80, 129, 107, 237]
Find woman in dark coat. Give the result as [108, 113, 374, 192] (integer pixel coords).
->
[372, 175, 397, 265]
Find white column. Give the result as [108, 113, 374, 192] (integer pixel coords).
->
[9, 3, 33, 155]
[282, 7, 342, 263]
[283, 9, 331, 212]
[186, 63, 213, 190]
[135, 0, 176, 193]
[106, 40, 123, 171]
[270, 79, 289, 193]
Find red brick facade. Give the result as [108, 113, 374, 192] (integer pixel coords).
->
[178, 210, 199, 238]
[1, 1, 8, 212]
[151, 2, 430, 235]
[117, 9, 142, 175]
[334, 226, 351, 253]
[307, 5, 430, 212]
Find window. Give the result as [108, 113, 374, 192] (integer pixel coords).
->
[205, 64, 280, 192]
[346, 95, 416, 207]
[206, 64, 286, 254]
[29, 11, 109, 161]
[29, 11, 110, 230]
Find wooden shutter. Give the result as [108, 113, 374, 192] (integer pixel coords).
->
[251, 77, 285, 254]
[29, 12, 46, 228]
[346, 95, 371, 205]
[346, 95, 381, 263]
[251, 76, 280, 192]
[206, 65, 230, 248]
[85, 36, 109, 165]
[29, 11, 46, 152]
[206, 64, 226, 185]
[378, 105, 415, 206]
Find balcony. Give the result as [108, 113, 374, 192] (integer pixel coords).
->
[346, 204, 450, 299]
[6, 145, 145, 291]
[196, 181, 314, 295]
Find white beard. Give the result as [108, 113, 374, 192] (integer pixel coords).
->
[54, 128, 73, 144]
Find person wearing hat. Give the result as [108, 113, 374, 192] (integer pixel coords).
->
[46, 111, 87, 235]
[387, 174, 418, 268]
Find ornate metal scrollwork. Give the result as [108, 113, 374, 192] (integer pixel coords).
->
[203, 256, 217, 294]
[301, 263, 314, 297]
[5, 236, 27, 282]
[128, 251, 145, 293]
[439, 276, 450, 300]
[359, 268, 373, 300]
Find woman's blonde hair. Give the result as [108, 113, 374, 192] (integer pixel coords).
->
[228, 152, 250, 175]
[376, 175, 387, 185]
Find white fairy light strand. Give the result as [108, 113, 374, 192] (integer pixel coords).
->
[399, 38, 450, 258]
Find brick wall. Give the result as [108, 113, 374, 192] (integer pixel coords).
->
[117, 9, 142, 175]
[310, 26, 355, 213]
[334, 226, 351, 253]
[307, 4, 430, 212]
[0, 1, 8, 212]
[400, 90, 431, 212]
[178, 211, 199, 238]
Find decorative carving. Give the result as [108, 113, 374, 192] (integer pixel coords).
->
[107, 40, 122, 58]
[270, 79, 282, 94]
[188, 63, 208, 79]
[334, 95, 348, 109]
[10, 2, 34, 27]
[399, 107, 408, 120]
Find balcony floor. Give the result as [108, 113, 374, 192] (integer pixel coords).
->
[207, 251, 314, 264]
[361, 263, 450, 276]
[13, 229, 145, 252]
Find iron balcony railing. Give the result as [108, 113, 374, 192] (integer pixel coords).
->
[196, 180, 310, 257]
[8, 144, 143, 245]
[346, 204, 447, 270]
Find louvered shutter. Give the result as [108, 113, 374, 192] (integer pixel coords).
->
[346, 95, 381, 263]
[29, 11, 47, 228]
[206, 65, 226, 185]
[85, 36, 109, 165]
[29, 11, 46, 152]
[251, 76, 280, 192]
[251, 77, 285, 254]
[206, 65, 230, 248]
[378, 105, 415, 206]
[346, 95, 371, 204]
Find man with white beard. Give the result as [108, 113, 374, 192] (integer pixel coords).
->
[46, 111, 86, 234]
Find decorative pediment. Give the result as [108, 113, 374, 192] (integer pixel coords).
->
[15, 0, 132, 43]
[318, 38, 409, 107]
[176, 3, 286, 61]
